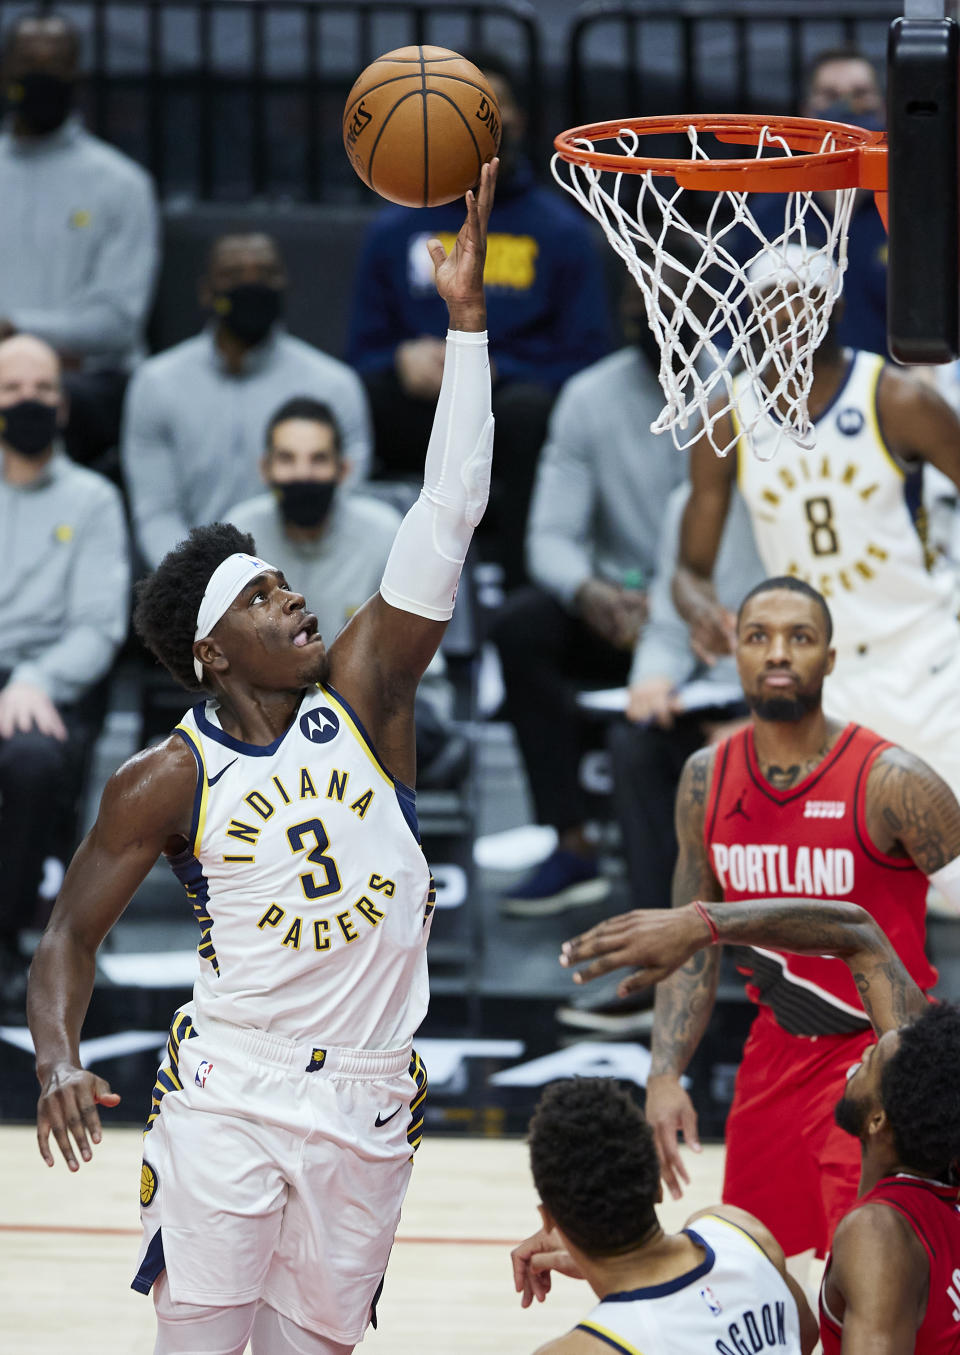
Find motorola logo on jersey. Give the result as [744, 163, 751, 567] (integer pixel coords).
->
[836, 406, 865, 436]
[299, 708, 340, 744]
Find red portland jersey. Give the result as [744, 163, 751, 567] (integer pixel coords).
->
[820, 1175, 960, 1355]
[705, 723, 935, 1035]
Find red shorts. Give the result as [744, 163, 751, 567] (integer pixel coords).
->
[721, 1004, 874, 1258]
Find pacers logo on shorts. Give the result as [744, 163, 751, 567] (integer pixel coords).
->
[305, 1047, 327, 1073]
[140, 1160, 159, 1207]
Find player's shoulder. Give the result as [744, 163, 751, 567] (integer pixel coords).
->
[833, 1195, 925, 1261]
[677, 743, 719, 816]
[101, 733, 199, 822]
[686, 1204, 784, 1268]
[532, 1329, 610, 1355]
[866, 738, 946, 791]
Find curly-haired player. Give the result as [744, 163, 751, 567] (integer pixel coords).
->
[512, 1077, 818, 1355]
[28, 164, 498, 1355]
[560, 898, 960, 1355]
[824, 1000, 960, 1355]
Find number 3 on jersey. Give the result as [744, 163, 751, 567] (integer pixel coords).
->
[288, 818, 342, 900]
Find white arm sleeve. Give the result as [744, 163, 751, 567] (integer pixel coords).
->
[928, 853, 960, 913]
[379, 329, 494, 621]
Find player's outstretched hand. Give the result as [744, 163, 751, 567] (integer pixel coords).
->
[559, 904, 713, 996]
[645, 1074, 701, 1201]
[426, 157, 498, 319]
[37, 1063, 121, 1171]
[511, 1226, 583, 1308]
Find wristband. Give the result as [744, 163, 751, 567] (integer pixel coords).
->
[692, 900, 719, 945]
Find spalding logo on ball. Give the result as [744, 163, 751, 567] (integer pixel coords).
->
[343, 46, 501, 207]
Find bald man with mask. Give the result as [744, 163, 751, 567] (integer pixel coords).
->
[0, 334, 129, 1015]
[0, 11, 159, 463]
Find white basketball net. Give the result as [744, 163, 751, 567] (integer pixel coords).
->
[551, 124, 858, 460]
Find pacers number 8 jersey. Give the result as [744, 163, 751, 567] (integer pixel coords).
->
[735, 350, 955, 652]
[170, 684, 433, 1048]
[578, 1214, 802, 1355]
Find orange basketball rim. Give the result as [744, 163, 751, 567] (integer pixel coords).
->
[553, 114, 889, 228]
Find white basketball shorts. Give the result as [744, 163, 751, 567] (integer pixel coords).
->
[132, 1005, 427, 1344]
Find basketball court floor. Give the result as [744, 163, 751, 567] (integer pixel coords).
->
[0, 1123, 725, 1352]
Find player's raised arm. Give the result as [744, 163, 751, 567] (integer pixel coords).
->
[673, 404, 739, 663]
[327, 159, 497, 781]
[28, 739, 196, 1170]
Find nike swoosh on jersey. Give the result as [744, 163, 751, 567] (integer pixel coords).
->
[207, 758, 239, 787]
[375, 1104, 403, 1127]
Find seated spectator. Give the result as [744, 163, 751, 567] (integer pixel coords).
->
[122, 231, 372, 569]
[0, 334, 129, 1017]
[733, 48, 887, 356]
[228, 396, 400, 648]
[556, 484, 762, 1033]
[347, 56, 613, 587]
[493, 339, 686, 916]
[0, 9, 159, 465]
[228, 397, 463, 788]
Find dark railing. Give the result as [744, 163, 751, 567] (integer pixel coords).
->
[567, 1, 902, 129]
[14, 0, 541, 200]
[7, 2, 912, 200]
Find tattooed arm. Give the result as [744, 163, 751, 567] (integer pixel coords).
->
[864, 746, 960, 875]
[562, 898, 925, 1034]
[644, 747, 723, 1198]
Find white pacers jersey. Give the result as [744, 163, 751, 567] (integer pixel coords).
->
[171, 683, 433, 1048]
[736, 350, 956, 654]
[578, 1215, 801, 1355]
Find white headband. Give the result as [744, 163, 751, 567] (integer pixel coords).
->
[746, 243, 841, 298]
[193, 552, 277, 682]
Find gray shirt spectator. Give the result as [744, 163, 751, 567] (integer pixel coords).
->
[0, 332, 128, 1014]
[0, 447, 128, 703]
[0, 114, 158, 369]
[228, 491, 400, 646]
[630, 483, 764, 693]
[122, 325, 372, 569]
[526, 346, 687, 607]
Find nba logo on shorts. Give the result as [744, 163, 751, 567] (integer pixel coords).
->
[299, 708, 340, 745]
[195, 1060, 214, 1088]
[700, 1285, 723, 1316]
[836, 407, 864, 436]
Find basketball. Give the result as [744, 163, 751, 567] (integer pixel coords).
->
[342, 46, 501, 208]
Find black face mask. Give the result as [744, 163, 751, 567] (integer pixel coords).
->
[7, 72, 75, 135]
[0, 399, 59, 456]
[273, 479, 337, 529]
[213, 283, 283, 345]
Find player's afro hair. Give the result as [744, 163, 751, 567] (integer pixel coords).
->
[528, 1078, 660, 1257]
[882, 1001, 960, 1181]
[133, 522, 257, 692]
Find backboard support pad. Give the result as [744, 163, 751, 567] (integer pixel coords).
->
[887, 3, 960, 362]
